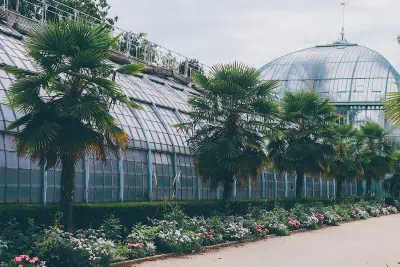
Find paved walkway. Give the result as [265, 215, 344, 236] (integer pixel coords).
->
[137, 215, 400, 267]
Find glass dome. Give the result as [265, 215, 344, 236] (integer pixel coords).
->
[259, 42, 400, 103]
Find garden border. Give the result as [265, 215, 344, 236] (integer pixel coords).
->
[110, 216, 396, 267]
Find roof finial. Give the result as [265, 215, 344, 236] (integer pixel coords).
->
[340, 1, 349, 41]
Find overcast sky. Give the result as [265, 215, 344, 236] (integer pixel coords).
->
[108, 0, 400, 71]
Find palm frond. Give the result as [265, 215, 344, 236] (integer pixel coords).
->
[116, 64, 145, 75]
[2, 66, 35, 78]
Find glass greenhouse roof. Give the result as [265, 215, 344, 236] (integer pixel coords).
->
[259, 42, 400, 104]
[0, 24, 193, 154]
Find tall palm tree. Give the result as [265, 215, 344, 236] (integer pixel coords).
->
[179, 62, 279, 200]
[267, 91, 338, 198]
[323, 124, 363, 199]
[358, 122, 392, 196]
[4, 20, 143, 230]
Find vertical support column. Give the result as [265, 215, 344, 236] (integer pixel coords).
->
[248, 177, 252, 199]
[354, 180, 358, 195]
[83, 155, 89, 203]
[196, 177, 201, 200]
[118, 148, 124, 202]
[304, 175, 307, 198]
[333, 179, 336, 198]
[350, 180, 353, 196]
[362, 180, 366, 196]
[172, 153, 179, 200]
[344, 179, 347, 197]
[233, 177, 237, 199]
[126, 32, 132, 57]
[284, 172, 288, 198]
[41, 0, 47, 21]
[147, 150, 153, 201]
[41, 163, 47, 205]
[216, 184, 220, 200]
[15, 0, 19, 12]
[327, 180, 330, 199]
[312, 178, 315, 197]
[274, 172, 278, 200]
[184, 61, 189, 77]
[319, 176, 323, 197]
[261, 170, 266, 198]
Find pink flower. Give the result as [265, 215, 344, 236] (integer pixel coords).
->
[128, 242, 144, 249]
[18, 264, 23, 267]
[316, 214, 325, 221]
[13, 256, 22, 263]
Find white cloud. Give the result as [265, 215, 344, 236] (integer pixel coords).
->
[108, 0, 400, 71]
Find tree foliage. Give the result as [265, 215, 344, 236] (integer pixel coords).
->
[180, 62, 279, 199]
[267, 91, 338, 198]
[358, 122, 393, 195]
[323, 124, 363, 198]
[4, 20, 143, 230]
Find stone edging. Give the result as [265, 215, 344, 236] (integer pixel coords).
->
[110, 215, 395, 267]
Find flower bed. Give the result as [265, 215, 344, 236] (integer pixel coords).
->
[0, 199, 398, 267]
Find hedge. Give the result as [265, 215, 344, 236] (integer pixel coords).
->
[0, 196, 381, 229]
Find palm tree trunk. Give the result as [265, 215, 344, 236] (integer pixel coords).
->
[366, 177, 372, 196]
[222, 174, 234, 200]
[295, 168, 304, 198]
[61, 157, 76, 232]
[336, 178, 343, 199]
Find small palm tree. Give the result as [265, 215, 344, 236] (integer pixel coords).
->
[383, 150, 400, 198]
[358, 122, 393, 196]
[323, 124, 363, 199]
[4, 20, 143, 230]
[180, 62, 279, 200]
[267, 91, 338, 198]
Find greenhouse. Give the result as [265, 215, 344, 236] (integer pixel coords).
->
[259, 39, 400, 141]
[0, 2, 394, 203]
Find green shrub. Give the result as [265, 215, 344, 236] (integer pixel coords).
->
[121, 224, 159, 260]
[0, 197, 396, 264]
[100, 215, 127, 242]
[36, 227, 115, 267]
[127, 224, 161, 244]
[155, 229, 201, 254]
[0, 197, 385, 231]
[0, 218, 42, 262]
[0, 238, 7, 260]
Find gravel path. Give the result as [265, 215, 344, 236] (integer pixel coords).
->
[136, 214, 400, 267]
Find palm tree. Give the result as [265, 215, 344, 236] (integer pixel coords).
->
[358, 122, 392, 196]
[383, 150, 400, 198]
[4, 20, 143, 230]
[267, 91, 338, 198]
[323, 124, 363, 199]
[179, 62, 279, 200]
